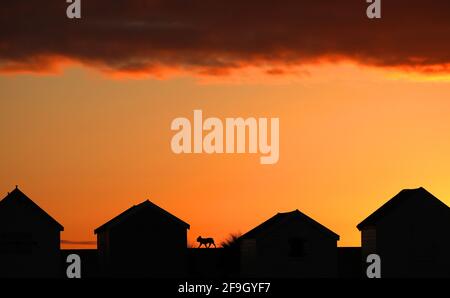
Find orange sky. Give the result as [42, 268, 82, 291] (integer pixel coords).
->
[1, 63, 450, 249]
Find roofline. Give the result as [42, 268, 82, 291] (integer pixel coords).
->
[94, 200, 190, 234]
[357, 187, 450, 230]
[241, 209, 339, 241]
[296, 210, 340, 240]
[0, 187, 64, 231]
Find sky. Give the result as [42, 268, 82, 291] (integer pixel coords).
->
[2, 0, 450, 248]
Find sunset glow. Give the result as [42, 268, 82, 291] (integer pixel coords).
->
[2, 62, 450, 249]
[2, 0, 450, 252]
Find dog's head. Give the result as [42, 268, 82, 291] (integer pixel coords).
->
[196, 236, 202, 242]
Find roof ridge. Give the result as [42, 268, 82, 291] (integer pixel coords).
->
[94, 199, 189, 234]
[241, 209, 339, 240]
[0, 187, 64, 231]
[357, 187, 450, 230]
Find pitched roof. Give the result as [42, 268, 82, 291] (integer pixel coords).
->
[240, 209, 339, 241]
[94, 200, 190, 234]
[357, 187, 450, 230]
[0, 186, 64, 231]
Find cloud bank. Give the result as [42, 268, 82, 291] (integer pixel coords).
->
[1, 0, 450, 76]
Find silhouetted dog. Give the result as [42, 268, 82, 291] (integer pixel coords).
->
[197, 236, 216, 248]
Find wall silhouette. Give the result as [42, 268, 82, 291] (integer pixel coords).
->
[1, 186, 450, 278]
[239, 210, 339, 278]
[357, 187, 450, 278]
[0, 187, 63, 278]
[94, 200, 190, 277]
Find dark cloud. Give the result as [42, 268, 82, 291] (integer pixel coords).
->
[1, 0, 450, 75]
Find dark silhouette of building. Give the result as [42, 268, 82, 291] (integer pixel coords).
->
[0, 186, 64, 277]
[61, 249, 99, 278]
[188, 248, 224, 278]
[357, 187, 450, 278]
[239, 209, 340, 277]
[338, 247, 362, 278]
[94, 200, 190, 277]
